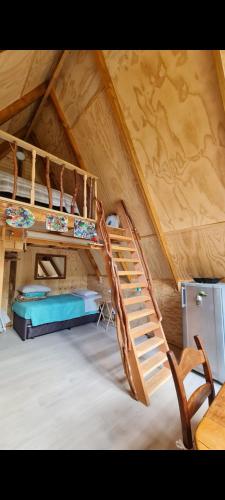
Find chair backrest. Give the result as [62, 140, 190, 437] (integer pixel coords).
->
[167, 335, 215, 449]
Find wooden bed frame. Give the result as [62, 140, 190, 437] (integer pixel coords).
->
[13, 311, 99, 341]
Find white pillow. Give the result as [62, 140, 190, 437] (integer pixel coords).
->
[72, 289, 99, 297]
[19, 285, 52, 293]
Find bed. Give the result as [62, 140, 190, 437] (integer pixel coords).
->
[12, 293, 100, 340]
[0, 171, 79, 215]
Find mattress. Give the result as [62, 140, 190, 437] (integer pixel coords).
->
[0, 170, 79, 214]
[12, 294, 98, 327]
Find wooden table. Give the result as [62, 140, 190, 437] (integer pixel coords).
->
[195, 383, 225, 450]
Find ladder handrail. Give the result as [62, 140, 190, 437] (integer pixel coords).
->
[96, 199, 137, 400]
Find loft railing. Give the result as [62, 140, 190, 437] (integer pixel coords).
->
[0, 129, 98, 222]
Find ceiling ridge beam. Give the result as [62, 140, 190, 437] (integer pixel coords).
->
[0, 82, 48, 127]
[25, 51, 69, 139]
[94, 50, 179, 286]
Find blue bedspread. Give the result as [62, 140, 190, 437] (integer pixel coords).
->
[12, 294, 97, 327]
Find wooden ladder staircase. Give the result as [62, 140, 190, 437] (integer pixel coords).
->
[98, 200, 172, 406]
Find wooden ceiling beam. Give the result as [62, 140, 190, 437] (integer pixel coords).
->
[25, 51, 69, 139]
[0, 125, 28, 160]
[50, 88, 88, 172]
[94, 50, 179, 286]
[0, 82, 47, 127]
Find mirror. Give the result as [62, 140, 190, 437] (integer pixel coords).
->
[35, 254, 66, 280]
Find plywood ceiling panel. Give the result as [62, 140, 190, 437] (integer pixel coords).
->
[34, 99, 77, 165]
[72, 88, 155, 237]
[104, 50, 225, 232]
[8, 102, 37, 134]
[0, 50, 34, 109]
[55, 50, 104, 128]
[22, 50, 61, 94]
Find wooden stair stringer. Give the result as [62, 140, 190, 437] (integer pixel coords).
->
[98, 200, 171, 406]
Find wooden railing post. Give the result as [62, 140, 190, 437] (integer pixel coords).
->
[45, 157, 53, 209]
[10, 142, 18, 200]
[94, 178, 97, 221]
[30, 149, 36, 205]
[60, 164, 65, 212]
[0, 229, 5, 311]
[83, 175, 87, 218]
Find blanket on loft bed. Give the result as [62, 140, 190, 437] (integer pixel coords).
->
[12, 294, 99, 327]
[0, 171, 79, 215]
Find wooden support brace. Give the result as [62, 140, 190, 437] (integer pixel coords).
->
[31, 149, 36, 205]
[71, 170, 78, 215]
[83, 175, 87, 219]
[0, 232, 5, 311]
[10, 142, 18, 200]
[60, 164, 65, 212]
[45, 157, 52, 209]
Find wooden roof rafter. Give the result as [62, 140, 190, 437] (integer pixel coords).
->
[0, 82, 48, 127]
[25, 50, 69, 139]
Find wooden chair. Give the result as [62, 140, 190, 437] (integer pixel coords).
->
[167, 335, 215, 449]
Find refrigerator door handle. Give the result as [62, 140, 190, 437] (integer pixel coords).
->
[181, 286, 186, 307]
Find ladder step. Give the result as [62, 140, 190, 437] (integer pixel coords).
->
[145, 367, 171, 397]
[120, 282, 147, 290]
[109, 233, 133, 242]
[131, 321, 160, 339]
[136, 336, 165, 357]
[106, 225, 126, 234]
[128, 308, 154, 322]
[113, 258, 140, 263]
[141, 351, 168, 378]
[124, 295, 150, 306]
[112, 245, 136, 252]
[118, 270, 144, 276]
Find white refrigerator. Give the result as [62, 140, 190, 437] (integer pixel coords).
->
[181, 281, 225, 383]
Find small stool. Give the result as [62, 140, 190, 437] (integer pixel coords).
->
[97, 300, 115, 331]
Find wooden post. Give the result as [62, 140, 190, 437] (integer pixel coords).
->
[30, 149, 36, 205]
[89, 178, 93, 219]
[0, 231, 5, 311]
[83, 175, 87, 219]
[60, 164, 65, 212]
[93, 178, 97, 220]
[71, 170, 78, 214]
[45, 157, 53, 209]
[10, 142, 18, 200]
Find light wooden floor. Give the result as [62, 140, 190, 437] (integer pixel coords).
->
[0, 324, 220, 450]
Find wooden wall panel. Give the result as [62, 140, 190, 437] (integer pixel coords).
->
[0, 51, 34, 109]
[2, 259, 10, 314]
[167, 222, 225, 280]
[141, 236, 172, 279]
[33, 99, 84, 209]
[103, 50, 225, 232]
[153, 279, 183, 348]
[16, 246, 88, 296]
[72, 89, 155, 237]
[55, 50, 104, 127]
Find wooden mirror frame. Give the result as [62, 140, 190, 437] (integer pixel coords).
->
[34, 253, 67, 280]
